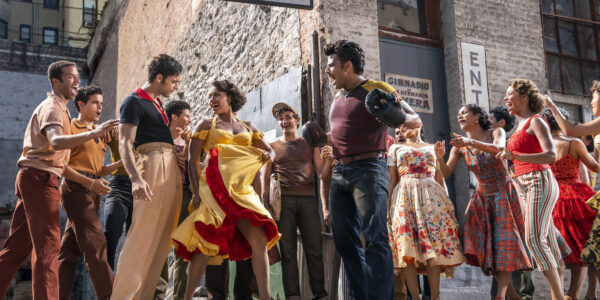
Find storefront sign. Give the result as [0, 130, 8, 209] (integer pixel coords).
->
[385, 73, 434, 114]
[461, 42, 490, 111]
[223, 0, 313, 9]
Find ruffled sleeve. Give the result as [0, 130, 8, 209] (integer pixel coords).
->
[252, 131, 264, 141]
[190, 130, 209, 141]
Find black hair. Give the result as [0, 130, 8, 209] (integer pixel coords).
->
[463, 104, 491, 130]
[490, 106, 516, 132]
[165, 100, 191, 123]
[323, 40, 365, 75]
[47, 60, 76, 84]
[147, 54, 183, 83]
[212, 80, 246, 112]
[541, 106, 569, 132]
[510, 78, 544, 113]
[74, 85, 102, 112]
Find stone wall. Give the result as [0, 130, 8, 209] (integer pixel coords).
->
[172, 0, 302, 124]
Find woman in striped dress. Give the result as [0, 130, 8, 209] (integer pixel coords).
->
[496, 79, 567, 300]
[545, 80, 600, 300]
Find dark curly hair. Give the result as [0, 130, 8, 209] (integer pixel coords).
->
[212, 80, 246, 112]
[165, 100, 191, 123]
[324, 40, 365, 75]
[147, 54, 183, 83]
[74, 85, 102, 112]
[509, 78, 544, 113]
[489, 106, 516, 132]
[541, 106, 569, 132]
[462, 104, 491, 130]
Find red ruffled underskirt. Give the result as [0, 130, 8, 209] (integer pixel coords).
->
[175, 147, 279, 261]
[553, 181, 597, 265]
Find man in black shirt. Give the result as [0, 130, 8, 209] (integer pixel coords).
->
[111, 54, 186, 299]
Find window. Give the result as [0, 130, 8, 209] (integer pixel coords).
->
[0, 19, 6, 39]
[20, 25, 31, 43]
[83, 0, 96, 27]
[44, 0, 58, 9]
[43, 27, 58, 45]
[542, 0, 600, 96]
[377, 0, 442, 47]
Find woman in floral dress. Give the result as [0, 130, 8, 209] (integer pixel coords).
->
[387, 121, 465, 300]
[435, 104, 531, 300]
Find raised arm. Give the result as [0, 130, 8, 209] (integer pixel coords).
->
[573, 138, 600, 173]
[545, 95, 600, 136]
[398, 99, 422, 129]
[450, 128, 506, 155]
[435, 141, 462, 179]
[45, 119, 119, 150]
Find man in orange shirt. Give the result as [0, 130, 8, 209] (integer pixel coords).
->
[0, 61, 118, 300]
[57, 85, 122, 300]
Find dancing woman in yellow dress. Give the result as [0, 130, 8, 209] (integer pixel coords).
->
[171, 80, 280, 300]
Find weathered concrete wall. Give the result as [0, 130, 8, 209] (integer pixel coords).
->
[173, 0, 302, 124]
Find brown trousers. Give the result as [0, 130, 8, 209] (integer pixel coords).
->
[58, 179, 114, 300]
[0, 167, 61, 300]
[110, 142, 182, 300]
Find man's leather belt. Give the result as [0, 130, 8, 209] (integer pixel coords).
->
[336, 151, 385, 165]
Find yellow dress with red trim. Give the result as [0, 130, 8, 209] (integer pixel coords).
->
[171, 118, 280, 262]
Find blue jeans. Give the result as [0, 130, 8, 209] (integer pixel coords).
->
[330, 157, 394, 300]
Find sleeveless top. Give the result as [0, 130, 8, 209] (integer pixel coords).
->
[550, 140, 581, 184]
[461, 131, 509, 184]
[190, 117, 264, 152]
[271, 138, 314, 196]
[507, 115, 550, 177]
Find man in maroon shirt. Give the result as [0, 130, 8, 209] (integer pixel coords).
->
[324, 40, 420, 300]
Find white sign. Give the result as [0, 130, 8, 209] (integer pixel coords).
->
[461, 42, 489, 111]
[223, 0, 313, 9]
[385, 73, 434, 114]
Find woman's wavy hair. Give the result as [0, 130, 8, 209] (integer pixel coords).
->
[212, 80, 246, 112]
[462, 104, 491, 130]
[509, 78, 544, 113]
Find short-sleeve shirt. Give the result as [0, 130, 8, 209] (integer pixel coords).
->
[329, 79, 398, 158]
[270, 138, 314, 196]
[17, 93, 72, 176]
[119, 87, 173, 149]
[67, 119, 107, 176]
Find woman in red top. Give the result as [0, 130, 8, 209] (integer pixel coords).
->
[545, 80, 600, 300]
[496, 79, 566, 300]
[541, 107, 599, 300]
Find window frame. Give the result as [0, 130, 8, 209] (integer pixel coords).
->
[0, 19, 6, 39]
[377, 0, 443, 48]
[541, 0, 600, 96]
[82, 0, 97, 28]
[44, 0, 59, 9]
[42, 27, 58, 45]
[20, 24, 31, 43]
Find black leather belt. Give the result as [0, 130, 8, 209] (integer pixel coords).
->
[336, 151, 385, 165]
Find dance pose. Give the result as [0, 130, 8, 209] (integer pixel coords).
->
[496, 78, 566, 300]
[262, 102, 328, 300]
[57, 85, 121, 300]
[170, 80, 279, 300]
[540, 107, 599, 300]
[545, 80, 600, 299]
[0, 61, 117, 299]
[324, 39, 421, 300]
[388, 118, 465, 300]
[435, 104, 531, 300]
[111, 54, 186, 299]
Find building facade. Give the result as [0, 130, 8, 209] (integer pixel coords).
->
[85, 0, 599, 298]
[1, 0, 107, 48]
